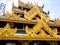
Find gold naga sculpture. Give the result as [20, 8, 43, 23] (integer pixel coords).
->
[0, 23, 17, 37]
[25, 18, 48, 37]
[10, 1, 58, 37]
[25, 17, 57, 37]
[5, 12, 20, 20]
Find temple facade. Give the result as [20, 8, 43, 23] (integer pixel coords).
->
[0, 0, 60, 45]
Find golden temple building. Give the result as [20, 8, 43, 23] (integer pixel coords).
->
[0, 0, 60, 45]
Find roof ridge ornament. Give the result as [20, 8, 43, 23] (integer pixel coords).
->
[42, 4, 44, 8]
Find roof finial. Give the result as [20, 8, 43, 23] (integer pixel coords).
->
[12, 2, 14, 13]
[57, 18, 59, 20]
[28, 1, 29, 4]
[18, 0, 20, 6]
[12, 2, 14, 9]
[37, 2, 38, 5]
[35, 2, 37, 6]
[18, 0, 20, 2]
[42, 4, 44, 8]
[31, 2, 32, 5]
[48, 11, 50, 14]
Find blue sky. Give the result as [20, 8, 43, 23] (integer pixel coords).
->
[0, 0, 60, 20]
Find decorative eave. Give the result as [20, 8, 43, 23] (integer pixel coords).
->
[0, 16, 37, 24]
[0, 36, 60, 41]
[0, 16, 60, 27]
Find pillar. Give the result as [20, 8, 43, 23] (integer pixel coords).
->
[21, 41, 29, 45]
[49, 41, 58, 45]
[34, 42, 37, 45]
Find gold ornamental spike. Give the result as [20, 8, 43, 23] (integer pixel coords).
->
[18, 0, 20, 6]
[12, 2, 14, 13]
[42, 4, 44, 8]
[12, 2, 14, 9]
[0, 23, 17, 37]
[27, 2, 32, 8]
[35, 2, 37, 6]
[28, 1, 29, 4]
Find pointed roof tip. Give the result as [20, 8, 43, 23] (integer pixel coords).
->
[31, 2, 32, 4]
[18, 0, 20, 2]
[12, 2, 14, 5]
[48, 11, 50, 14]
[42, 4, 44, 8]
[37, 2, 38, 5]
[6, 11, 9, 13]
[18, 0, 24, 6]
[35, 2, 38, 6]
[28, 1, 30, 5]
[12, 2, 15, 12]
[57, 18, 59, 20]
[55, 18, 56, 20]
[27, 2, 32, 6]
[12, 2, 14, 8]
[18, 0, 20, 4]
[28, 1, 29, 3]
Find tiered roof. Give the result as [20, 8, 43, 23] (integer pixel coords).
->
[0, 0, 60, 40]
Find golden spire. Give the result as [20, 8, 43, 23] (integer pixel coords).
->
[48, 11, 50, 14]
[12, 2, 14, 13]
[12, 2, 14, 7]
[35, 2, 37, 6]
[42, 4, 44, 8]
[28, 1, 29, 4]
[18, 0, 20, 6]
[31, 2, 32, 5]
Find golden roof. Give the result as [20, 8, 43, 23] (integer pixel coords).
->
[0, 0, 60, 40]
